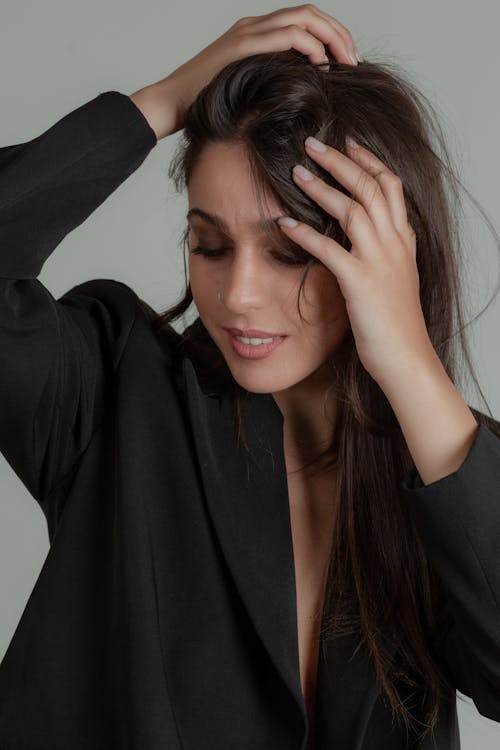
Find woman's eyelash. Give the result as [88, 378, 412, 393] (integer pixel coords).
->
[190, 245, 311, 267]
[190, 246, 225, 258]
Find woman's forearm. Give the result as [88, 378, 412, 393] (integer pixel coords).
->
[129, 78, 181, 141]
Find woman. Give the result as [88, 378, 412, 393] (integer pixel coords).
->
[0, 5, 499, 749]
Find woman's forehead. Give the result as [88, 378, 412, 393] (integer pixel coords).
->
[187, 143, 282, 234]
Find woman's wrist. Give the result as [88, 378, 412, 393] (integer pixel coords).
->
[129, 78, 182, 141]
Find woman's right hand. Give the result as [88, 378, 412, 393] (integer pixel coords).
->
[130, 4, 362, 140]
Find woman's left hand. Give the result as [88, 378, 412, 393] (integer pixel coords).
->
[277, 136, 437, 388]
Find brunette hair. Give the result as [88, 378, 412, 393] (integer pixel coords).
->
[150, 49, 500, 744]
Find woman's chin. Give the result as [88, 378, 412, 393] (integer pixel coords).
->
[224, 356, 310, 395]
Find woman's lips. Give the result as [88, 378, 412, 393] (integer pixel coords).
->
[224, 329, 287, 360]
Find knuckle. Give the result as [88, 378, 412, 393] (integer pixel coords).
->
[361, 174, 383, 204]
[332, 21, 352, 44]
[345, 29, 355, 44]
[343, 200, 362, 230]
[386, 171, 403, 188]
[233, 15, 253, 28]
[286, 23, 306, 38]
[354, 171, 376, 200]
[371, 180, 384, 199]
[336, 25, 351, 41]
[349, 200, 363, 218]
[369, 183, 384, 208]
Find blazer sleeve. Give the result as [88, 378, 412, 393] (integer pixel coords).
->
[0, 90, 157, 512]
[400, 412, 500, 722]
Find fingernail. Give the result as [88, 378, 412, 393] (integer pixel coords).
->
[277, 216, 298, 228]
[355, 48, 364, 63]
[348, 50, 358, 66]
[305, 136, 327, 152]
[292, 164, 314, 181]
[346, 136, 360, 149]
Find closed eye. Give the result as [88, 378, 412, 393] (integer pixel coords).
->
[189, 245, 313, 267]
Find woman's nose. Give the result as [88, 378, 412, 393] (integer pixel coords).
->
[220, 253, 270, 311]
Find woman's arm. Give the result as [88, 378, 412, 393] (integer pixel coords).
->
[0, 91, 157, 512]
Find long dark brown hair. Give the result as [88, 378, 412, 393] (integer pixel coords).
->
[150, 49, 500, 744]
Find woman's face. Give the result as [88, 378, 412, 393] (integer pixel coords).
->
[187, 141, 351, 395]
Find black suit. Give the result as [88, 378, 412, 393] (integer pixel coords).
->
[0, 91, 499, 749]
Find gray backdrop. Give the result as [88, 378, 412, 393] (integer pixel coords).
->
[1, 0, 499, 745]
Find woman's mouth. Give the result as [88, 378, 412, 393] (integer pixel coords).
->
[224, 330, 287, 360]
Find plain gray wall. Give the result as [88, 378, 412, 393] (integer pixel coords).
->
[1, 0, 499, 745]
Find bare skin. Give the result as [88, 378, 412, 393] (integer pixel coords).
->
[186, 141, 351, 444]
[287, 462, 337, 750]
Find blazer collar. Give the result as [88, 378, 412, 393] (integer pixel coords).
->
[181, 355, 302, 705]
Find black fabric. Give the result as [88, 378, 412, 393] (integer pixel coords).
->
[0, 91, 499, 750]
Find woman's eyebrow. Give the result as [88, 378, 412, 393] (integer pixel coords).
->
[186, 208, 282, 233]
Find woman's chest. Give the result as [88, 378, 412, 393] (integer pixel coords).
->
[287, 468, 337, 750]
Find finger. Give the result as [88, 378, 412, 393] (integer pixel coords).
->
[276, 216, 357, 281]
[266, 3, 355, 50]
[290, 164, 378, 255]
[310, 5, 361, 61]
[303, 139, 395, 237]
[243, 6, 358, 65]
[242, 24, 331, 65]
[344, 142, 410, 236]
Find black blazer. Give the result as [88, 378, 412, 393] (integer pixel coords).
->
[0, 91, 499, 750]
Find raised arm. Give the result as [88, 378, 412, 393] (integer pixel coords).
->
[0, 91, 157, 514]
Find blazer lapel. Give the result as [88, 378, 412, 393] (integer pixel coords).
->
[180, 352, 399, 748]
[181, 356, 306, 722]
